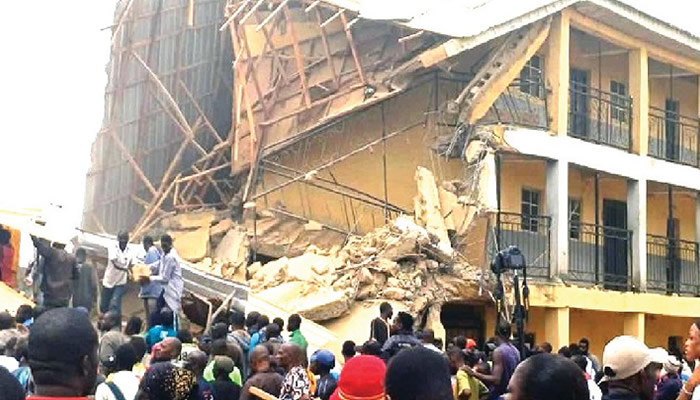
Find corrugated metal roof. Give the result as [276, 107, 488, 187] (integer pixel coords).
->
[321, 0, 700, 58]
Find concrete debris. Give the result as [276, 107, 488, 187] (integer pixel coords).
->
[163, 165, 489, 323]
[172, 227, 210, 262]
[161, 209, 219, 230]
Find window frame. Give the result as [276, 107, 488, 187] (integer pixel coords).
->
[519, 55, 544, 98]
[568, 198, 582, 240]
[610, 80, 628, 123]
[521, 188, 542, 233]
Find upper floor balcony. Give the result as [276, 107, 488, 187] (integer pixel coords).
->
[568, 82, 632, 151]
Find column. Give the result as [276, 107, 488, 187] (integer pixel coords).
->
[547, 159, 569, 277]
[629, 48, 649, 155]
[695, 194, 700, 246]
[546, 11, 571, 136]
[544, 307, 570, 351]
[623, 312, 645, 341]
[627, 179, 647, 291]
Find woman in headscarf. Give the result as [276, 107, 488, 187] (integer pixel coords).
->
[137, 362, 201, 400]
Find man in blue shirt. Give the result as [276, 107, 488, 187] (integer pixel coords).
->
[145, 307, 177, 350]
[140, 235, 162, 328]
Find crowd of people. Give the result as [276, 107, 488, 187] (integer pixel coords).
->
[5, 231, 700, 400]
[2, 298, 700, 400]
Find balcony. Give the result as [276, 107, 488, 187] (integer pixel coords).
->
[648, 106, 700, 167]
[568, 83, 633, 151]
[496, 212, 551, 278]
[568, 222, 633, 291]
[480, 63, 549, 130]
[647, 235, 700, 295]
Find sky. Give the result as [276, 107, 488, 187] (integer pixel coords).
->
[0, 0, 699, 229]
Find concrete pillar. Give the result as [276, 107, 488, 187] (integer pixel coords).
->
[547, 159, 569, 277]
[544, 307, 570, 351]
[627, 179, 647, 291]
[629, 48, 649, 155]
[695, 194, 700, 245]
[546, 11, 570, 136]
[623, 312, 645, 341]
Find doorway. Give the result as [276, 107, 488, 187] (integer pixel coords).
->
[440, 303, 485, 347]
[603, 199, 628, 289]
[570, 68, 590, 137]
[665, 99, 680, 160]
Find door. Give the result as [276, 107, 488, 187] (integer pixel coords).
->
[603, 200, 628, 289]
[570, 69, 590, 137]
[665, 99, 680, 160]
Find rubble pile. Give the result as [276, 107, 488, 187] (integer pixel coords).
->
[247, 215, 482, 321]
[154, 165, 493, 323]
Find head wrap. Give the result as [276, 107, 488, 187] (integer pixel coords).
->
[141, 362, 198, 400]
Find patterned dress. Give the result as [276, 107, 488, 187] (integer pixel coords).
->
[279, 366, 311, 400]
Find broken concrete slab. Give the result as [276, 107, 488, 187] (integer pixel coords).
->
[210, 218, 235, 237]
[214, 227, 249, 267]
[414, 167, 452, 254]
[171, 227, 210, 262]
[162, 209, 217, 230]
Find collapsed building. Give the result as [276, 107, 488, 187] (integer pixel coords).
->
[84, 0, 700, 357]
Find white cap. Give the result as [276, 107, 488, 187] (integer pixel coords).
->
[600, 336, 668, 382]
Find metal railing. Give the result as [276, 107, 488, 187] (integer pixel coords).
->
[647, 234, 700, 295]
[568, 82, 633, 151]
[568, 221, 633, 290]
[496, 212, 551, 278]
[480, 64, 549, 130]
[648, 106, 700, 167]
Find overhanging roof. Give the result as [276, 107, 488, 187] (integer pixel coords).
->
[321, 0, 700, 61]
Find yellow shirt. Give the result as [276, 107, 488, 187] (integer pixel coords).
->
[453, 371, 488, 400]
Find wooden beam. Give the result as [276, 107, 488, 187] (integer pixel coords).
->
[132, 51, 192, 133]
[186, 0, 195, 27]
[105, 129, 158, 196]
[568, 9, 700, 74]
[283, 5, 312, 107]
[339, 11, 365, 85]
[255, 0, 290, 31]
[315, 7, 339, 88]
[133, 177, 179, 239]
[179, 80, 224, 144]
[219, 0, 251, 31]
[111, 0, 136, 47]
[90, 212, 108, 234]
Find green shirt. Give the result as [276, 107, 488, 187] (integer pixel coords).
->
[289, 329, 308, 352]
[203, 360, 242, 386]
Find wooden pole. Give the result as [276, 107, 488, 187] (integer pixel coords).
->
[283, 4, 312, 107]
[315, 7, 340, 89]
[105, 129, 158, 196]
[340, 11, 366, 85]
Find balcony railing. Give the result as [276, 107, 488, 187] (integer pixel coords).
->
[568, 83, 633, 151]
[568, 221, 632, 291]
[648, 106, 700, 167]
[496, 212, 551, 278]
[647, 234, 700, 295]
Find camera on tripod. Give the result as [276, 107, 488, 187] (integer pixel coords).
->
[490, 245, 526, 274]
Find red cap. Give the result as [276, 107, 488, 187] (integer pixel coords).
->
[466, 339, 477, 350]
[329, 355, 386, 400]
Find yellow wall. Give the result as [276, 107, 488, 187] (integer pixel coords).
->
[568, 167, 627, 225]
[646, 191, 696, 240]
[645, 314, 694, 350]
[500, 159, 547, 213]
[649, 76, 698, 118]
[257, 80, 465, 233]
[570, 308, 624, 360]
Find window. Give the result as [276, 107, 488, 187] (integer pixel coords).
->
[521, 189, 541, 232]
[569, 198, 582, 239]
[519, 55, 544, 98]
[610, 80, 628, 122]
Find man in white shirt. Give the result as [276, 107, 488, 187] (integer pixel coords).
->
[100, 232, 132, 322]
[139, 234, 183, 328]
[95, 343, 140, 400]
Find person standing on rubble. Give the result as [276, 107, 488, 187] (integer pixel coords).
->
[140, 234, 183, 329]
[101, 231, 133, 322]
[140, 235, 162, 327]
[370, 302, 393, 346]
